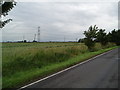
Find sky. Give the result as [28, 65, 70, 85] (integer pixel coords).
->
[1, 0, 118, 42]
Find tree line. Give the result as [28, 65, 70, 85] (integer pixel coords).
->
[78, 25, 120, 50]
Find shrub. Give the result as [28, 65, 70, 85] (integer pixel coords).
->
[93, 43, 102, 51]
[103, 42, 116, 48]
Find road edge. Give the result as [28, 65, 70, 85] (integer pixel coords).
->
[18, 48, 116, 89]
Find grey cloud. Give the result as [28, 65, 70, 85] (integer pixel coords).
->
[2, 2, 118, 42]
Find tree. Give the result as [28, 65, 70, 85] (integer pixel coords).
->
[0, 0, 16, 28]
[83, 25, 98, 50]
[109, 29, 120, 45]
[106, 32, 112, 42]
[78, 38, 84, 43]
[106, 29, 120, 46]
[96, 29, 107, 45]
[116, 29, 120, 45]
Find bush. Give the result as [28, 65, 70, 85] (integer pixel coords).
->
[66, 44, 88, 55]
[103, 42, 116, 48]
[93, 43, 102, 51]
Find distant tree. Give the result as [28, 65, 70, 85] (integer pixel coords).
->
[23, 40, 27, 43]
[83, 25, 98, 50]
[78, 38, 84, 43]
[96, 29, 107, 45]
[0, 0, 16, 28]
[33, 40, 37, 42]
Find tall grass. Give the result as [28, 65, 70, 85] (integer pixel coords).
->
[3, 44, 88, 77]
[2, 42, 116, 88]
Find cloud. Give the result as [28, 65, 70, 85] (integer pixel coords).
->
[2, 1, 118, 42]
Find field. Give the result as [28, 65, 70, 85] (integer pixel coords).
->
[2, 42, 116, 88]
[3, 42, 86, 77]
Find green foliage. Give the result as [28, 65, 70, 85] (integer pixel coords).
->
[82, 25, 119, 50]
[2, 42, 117, 88]
[2, 43, 88, 79]
[83, 25, 98, 50]
[83, 38, 95, 50]
[107, 29, 120, 45]
[93, 43, 102, 51]
[84, 25, 98, 40]
[0, 1, 16, 28]
[1, 1, 16, 16]
[103, 42, 116, 48]
[96, 29, 107, 45]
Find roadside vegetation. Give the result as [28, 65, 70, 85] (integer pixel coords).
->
[79, 25, 120, 51]
[2, 25, 120, 88]
[2, 42, 117, 88]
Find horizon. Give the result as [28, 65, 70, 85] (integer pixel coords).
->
[1, 1, 118, 42]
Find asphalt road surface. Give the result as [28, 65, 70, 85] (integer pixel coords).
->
[21, 48, 119, 89]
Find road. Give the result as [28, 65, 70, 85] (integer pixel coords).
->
[21, 48, 119, 89]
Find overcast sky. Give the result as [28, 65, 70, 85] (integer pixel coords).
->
[1, 0, 118, 42]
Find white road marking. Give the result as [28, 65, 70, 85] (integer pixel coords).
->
[18, 49, 113, 90]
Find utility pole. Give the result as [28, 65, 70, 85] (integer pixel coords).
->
[38, 26, 40, 42]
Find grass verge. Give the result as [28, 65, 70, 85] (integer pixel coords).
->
[3, 46, 118, 88]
